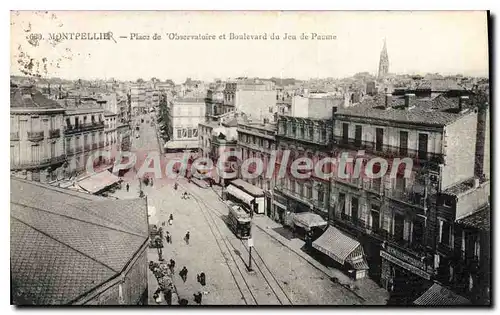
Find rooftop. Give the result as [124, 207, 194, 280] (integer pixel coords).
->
[11, 178, 148, 305]
[456, 204, 490, 231]
[10, 85, 63, 110]
[335, 94, 474, 126]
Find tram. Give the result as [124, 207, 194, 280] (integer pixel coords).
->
[227, 205, 251, 239]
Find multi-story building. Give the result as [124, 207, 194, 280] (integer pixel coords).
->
[198, 118, 239, 185]
[274, 112, 334, 225]
[223, 79, 277, 121]
[330, 91, 487, 303]
[63, 106, 105, 177]
[206, 83, 226, 118]
[130, 84, 146, 115]
[10, 83, 66, 183]
[104, 110, 118, 164]
[164, 97, 206, 152]
[237, 120, 277, 216]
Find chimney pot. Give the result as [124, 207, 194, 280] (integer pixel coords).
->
[459, 96, 469, 112]
[404, 93, 416, 109]
[385, 92, 392, 108]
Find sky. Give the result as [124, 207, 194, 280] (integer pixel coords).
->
[10, 11, 489, 82]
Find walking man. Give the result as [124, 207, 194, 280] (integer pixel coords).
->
[180, 266, 188, 283]
[126, 183, 129, 192]
[193, 292, 202, 305]
[185, 231, 190, 245]
[166, 231, 172, 244]
[169, 214, 173, 225]
[169, 259, 176, 273]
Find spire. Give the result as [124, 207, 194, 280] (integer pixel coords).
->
[378, 38, 389, 79]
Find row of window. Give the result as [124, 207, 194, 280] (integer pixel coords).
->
[239, 133, 273, 150]
[176, 127, 199, 139]
[341, 123, 429, 155]
[279, 121, 328, 142]
[11, 142, 59, 164]
[11, 116, 60, 133]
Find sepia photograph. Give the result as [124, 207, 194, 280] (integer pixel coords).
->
[9, 10, 491, 306]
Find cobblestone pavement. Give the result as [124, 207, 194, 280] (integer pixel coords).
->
[111, 115, 387, 305]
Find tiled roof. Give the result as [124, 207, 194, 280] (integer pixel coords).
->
[335, 94, 473, 126]
[10, 86, 63, 109]
[11, 178, 148, 305]
[413, 283, 471, 305]
[415, 79, 464, 91]
[456, 205, 490, 231]
[443, 178, 476, 196]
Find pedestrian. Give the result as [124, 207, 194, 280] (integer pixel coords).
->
[180, 267, 188, 282]
[165, 289, 172, 305]
[199, 272, 206, 286]
[169, 259, 175, 273]
[185, 231, 190, 245]
[174, 182, 178, 190]
[162, 221, 165, 227]
[126, 183, 129, 192]
[179, 298, 189, 305]
[169, 214, 173, 225]
[193, 292, 202, 305]
[166, 231, 172, 244]
[150, 178, 154, 187]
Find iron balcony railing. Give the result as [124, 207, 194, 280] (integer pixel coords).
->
[65, 122, 105, 134]
[385, 188, 427, 209]
[11, 155, 66, 170]
[84, 144, 92, 151]
[49, 129, 60, 138]
[10, 132, 19, 141]
[74, 146, 83, 154]
[332, 136, 444, 165]
[27, 131, 44, 141]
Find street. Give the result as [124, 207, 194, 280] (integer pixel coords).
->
[113, 115, 366, 305]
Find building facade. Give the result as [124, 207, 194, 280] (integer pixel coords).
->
[165, 97, 206, 151]
[330, 92, 488, 303]
[64, 107, 106, 177]
[10, 84, 66, 183]
[237, 121, 277, 216]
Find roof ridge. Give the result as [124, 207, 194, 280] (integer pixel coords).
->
[12, 201, 146, 239]
[11, 216, 119, 274]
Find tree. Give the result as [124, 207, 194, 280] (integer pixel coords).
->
[136, 78, 144, 83]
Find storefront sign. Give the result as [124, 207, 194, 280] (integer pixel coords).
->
[380, 250, 431, 280]
[386, 245, 426, 270]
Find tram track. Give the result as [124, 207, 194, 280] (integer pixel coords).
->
[181, 182, 293, 305]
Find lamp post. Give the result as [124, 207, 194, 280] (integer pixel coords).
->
[247, 205, 255, 272]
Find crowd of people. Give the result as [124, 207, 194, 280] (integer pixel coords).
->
[149, 212, 208, 306]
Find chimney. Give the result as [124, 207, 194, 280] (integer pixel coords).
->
[474, 177, 480, 188]
[404, 93, 415, 109]
[459, 96, 469, 112]
[385, 91, 392, 108]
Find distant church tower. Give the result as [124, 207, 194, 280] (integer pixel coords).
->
[378, 39, 389, 79]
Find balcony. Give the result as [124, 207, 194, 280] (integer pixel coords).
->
[335, 176, 363, 188]
[10, 132, 19, 141]
[363, 180, 383, 195]
[65, 122, 105, 135]
[66, 147, 73, 155]
[49, 129, 61, 138]
[74, 146, 83, 154]
[332, 136, 444, 167]
[274, 184, 325, 211]
[84, 144, 91, 151]
[385, 188, 427, 210]
[27, 131, 45, 141]
[11, 155, 66, 170]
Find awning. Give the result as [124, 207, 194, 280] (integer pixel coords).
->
[292, 212, 327, 230]
[312, 226, 365, 265]
[413, 283, 471, 306]
[226, 185, 255, 206]
[77, 170, 120, 194]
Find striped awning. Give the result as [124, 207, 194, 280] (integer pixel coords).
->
[293, 212, 327, 231]
[312, 226, 365, 266]
[77, 170, 120, 194]
[413, 283, 471, 306]
[226, 185, 255, 206]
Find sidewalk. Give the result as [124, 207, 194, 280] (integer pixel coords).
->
[252, 215, 389, 305]
[209, 185, 388, 305]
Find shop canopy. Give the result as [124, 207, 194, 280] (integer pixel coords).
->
[78, 170, 120, 194]
[292, 212, 327, 231]
[312, 225, 367, 268]
[413, 283, 471, 306]
[226, 184, 255, 206]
